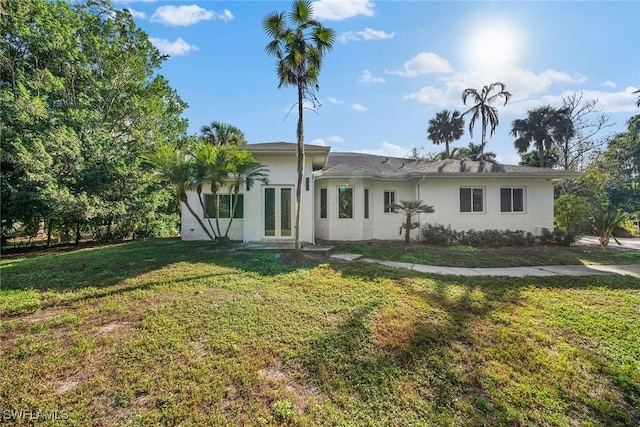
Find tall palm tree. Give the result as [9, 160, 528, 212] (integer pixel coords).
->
[144, 143, 215, 242]
[389, 200, 435, 244]
[450, 143, 497, 162]
[223, 152, 270, 239]
[461, 82, 511, 157]
[200, 121, 247, 146]
[511, 106, 574, 168]
[263, 0, 335, 252]
[427, 109, 465, 158]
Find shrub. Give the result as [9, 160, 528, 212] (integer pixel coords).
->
[554, 194, 591, 234]
[539, 228, 579, 246]
[422, 224, 535, 247]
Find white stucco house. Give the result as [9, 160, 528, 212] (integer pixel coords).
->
[181, 142, 578, 243]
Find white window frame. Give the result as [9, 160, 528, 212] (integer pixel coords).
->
[500, 187, 525, 213]
[459, 187, 485, 213]
[384, 190, 398, 214]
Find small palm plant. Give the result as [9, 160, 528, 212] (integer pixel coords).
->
[591, 205, 628, 249]
[389, 200, 435, 244]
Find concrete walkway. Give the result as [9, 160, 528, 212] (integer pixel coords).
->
[330, 253, 640, 278]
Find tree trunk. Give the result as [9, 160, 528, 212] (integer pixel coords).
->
[405, 217, 411, 244]
[181, 192, 216, 242]
[294, 83, 304, 253]
[46, 218, 53, 247]
[197, 187, 218, 239]
[106, 218, 112, 242]
[75, 223, 81, 245]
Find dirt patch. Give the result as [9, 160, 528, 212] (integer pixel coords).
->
[258, 362, 321, 413]
[99, 322, 128, 334]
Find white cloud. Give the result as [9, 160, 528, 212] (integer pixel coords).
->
[359, 70, 384, 83]
[150, 37, 198, 56]
[125, 8, 146, 19]
[326, 97, 343, 104]
[338, 27, 394, 42]
[312, 0, 374, 21]
[356, 142, 410, 158]
[403, 64, 609, 116]
[602, 80, 617, 88]
[310, 138, 327, 146]
[151, 5, 233, 26]
[352, 103, 367, 112]
[326, 135, 345, 143]
[388, 52, 453, 77]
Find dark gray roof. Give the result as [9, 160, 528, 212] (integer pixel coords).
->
[321, 152, 579, 178]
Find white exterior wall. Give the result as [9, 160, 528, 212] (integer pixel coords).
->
[417, 177, 554, 235]
[315, 178, 417, 241]
[181, 191, 245, 241]
[181, 151, 316, 243]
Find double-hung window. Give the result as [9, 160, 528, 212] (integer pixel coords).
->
[460, 187, 484, 213]
[384, 191, 397, 213]
[501, 188, 524, 213]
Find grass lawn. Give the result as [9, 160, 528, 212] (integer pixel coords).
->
[334, 241, 640, 268]
[1, 240, 639, 426]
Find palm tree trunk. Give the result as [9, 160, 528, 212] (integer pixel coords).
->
[405, 217, 411, 244]
[211, 184, 223, 238]
[196, 188, 218, 239]
[181, 192, 215, 242]
[224, 188, 241, 238]
[539, 146, 545, 168]
[294, 83, 304, 252]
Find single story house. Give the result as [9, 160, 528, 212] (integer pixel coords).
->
[181, 142, 578, 243]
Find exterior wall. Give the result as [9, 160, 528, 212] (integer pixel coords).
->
[181, 151, 316, 243]
[180, 191, 244, 241]
[315, 176, 554, 241]
[418, 177, 554, 235]
[314, 178, 417, 241]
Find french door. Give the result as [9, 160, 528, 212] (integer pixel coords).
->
[263, 186, 293, 238]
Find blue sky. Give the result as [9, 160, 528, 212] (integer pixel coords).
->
[114, 0, 640, 164]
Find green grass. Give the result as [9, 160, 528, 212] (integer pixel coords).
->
[1, 240, 639, 426]
[335, 241, 640, 267]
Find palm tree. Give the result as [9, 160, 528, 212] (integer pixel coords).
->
[634, 88, 640, 108]
[450, 143, 496, 162]
[427, 109, 465, 158]
[144, 143, 215, 242]
[511, 106, 574, 168]
[389, 200, 435, 244]
[263, 0, 335, 253]
[223, 152, 270, 239]
[461, 82, 511, 157]
[200, 121, 247, 146]
[192, 143, 232, 238]
[591, 205, 628, 248]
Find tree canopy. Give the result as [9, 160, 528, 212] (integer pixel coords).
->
[1, 0, 187, 242]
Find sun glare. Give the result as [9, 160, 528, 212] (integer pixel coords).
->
[465, 22, 522, 70]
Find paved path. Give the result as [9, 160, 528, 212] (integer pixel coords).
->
[330, 253, 640, 278]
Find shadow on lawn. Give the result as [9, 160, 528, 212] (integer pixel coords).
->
[302, 261, 639, 425]
[0, 239, 297, 315]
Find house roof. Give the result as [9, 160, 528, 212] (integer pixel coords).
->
[320, 152, 580, 180]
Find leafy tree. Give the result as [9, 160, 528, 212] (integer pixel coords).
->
[389, 200, 435, 244]
[511, 106, 574, 168]
[554, 194, 591, 234]
[592, 115, 640, 213]
[1, 0, 187, 243]
[263, 0, 335, 253]
[461, 82, 511, 157]
[518, 149, 560, 169]
[427, 110, 464, 158]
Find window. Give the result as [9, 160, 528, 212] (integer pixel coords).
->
[460, 187, 484, 213]
[364, 188, 370, 219]
[501, 188, 524, 212]
[320, 188, 327, 219]
[384, 191, 397, 213]
[204, 194, 244, 218]
[338, 187, 353, 218]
